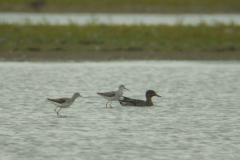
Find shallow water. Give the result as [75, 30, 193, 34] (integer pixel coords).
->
[0, 61, 240, 159]
[0, 13, 240, 26]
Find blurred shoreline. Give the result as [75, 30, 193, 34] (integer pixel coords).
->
[1, 13, 240, 26]
[1, 51, 240, 62]
[1, 0, 240, 14]
[1, 0, 240, 61]
[1, 24, 239, 61]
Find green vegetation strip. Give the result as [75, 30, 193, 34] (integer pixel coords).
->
[1, 24, 239, 53]
[1, 0, 240, 13]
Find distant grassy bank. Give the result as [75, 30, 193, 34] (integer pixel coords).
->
[0, 24, 240, 61]
[0, 0, 240, 13]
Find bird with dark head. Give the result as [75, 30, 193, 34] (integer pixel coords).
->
[119, 90, 161, 107]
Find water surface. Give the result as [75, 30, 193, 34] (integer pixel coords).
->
[0, 13, 240, 25]
[0, 61, 240, 159]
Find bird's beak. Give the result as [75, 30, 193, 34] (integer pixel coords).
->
[80, 95, 85, 98]
[125, 87, 130, 91]
[155, 94, 161, 97]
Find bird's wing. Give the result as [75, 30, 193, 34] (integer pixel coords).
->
[121, 96, 133, 100]
[47, 98, 67, 104]
[120, 96, 146, 106]
[121, 96, 143, 102]
[97, 91, 116, 97]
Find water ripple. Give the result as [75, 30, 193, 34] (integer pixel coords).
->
[0, 61, 240, 159]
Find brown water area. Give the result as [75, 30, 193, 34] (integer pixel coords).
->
[1, 50, 240, 62]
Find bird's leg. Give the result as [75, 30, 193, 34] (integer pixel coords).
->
[54, 106, 60, 117]
[106, 100, 110, 107]
[57, 108, 62, 117]
[54, 107, 61, 117]
[54, 106, 59, 113]
[110, 101, 113, 108]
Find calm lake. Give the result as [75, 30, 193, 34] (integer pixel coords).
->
[0, 61, 240, 159]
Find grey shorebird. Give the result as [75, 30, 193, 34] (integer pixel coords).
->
[97, 84, 130, 107]
[47, 92, 83, 117]
[119, 90, 161, 107]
